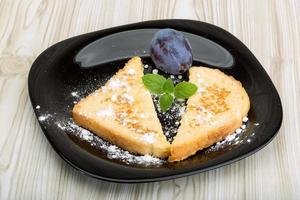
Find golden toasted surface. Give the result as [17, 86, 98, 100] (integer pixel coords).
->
[72, 57, 170, 158]
[169, 67, 250, 162]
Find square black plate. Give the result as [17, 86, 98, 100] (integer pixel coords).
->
[28, 19, 282, 183]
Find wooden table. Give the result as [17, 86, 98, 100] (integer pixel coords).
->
[0, 0, 299, 199]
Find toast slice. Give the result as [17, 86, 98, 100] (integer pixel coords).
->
[169, 67, 250, 161]
[72, 57, 170, 158]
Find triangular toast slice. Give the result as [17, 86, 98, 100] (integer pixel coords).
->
[73, 57, 170, 158]
[169, 67, 250, 161]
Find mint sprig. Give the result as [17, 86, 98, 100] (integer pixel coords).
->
[163, 78, 174, 93]
[142, 74, 166, 94]
[159, 93, 174, 111]
[142, 74, 198, 112]
[174, 81, 198, 99]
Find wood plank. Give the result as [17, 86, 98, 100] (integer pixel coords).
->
[0, 0, 299, 199]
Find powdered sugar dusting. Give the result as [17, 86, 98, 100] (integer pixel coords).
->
[108, 79, 123, 89]
[140, 133, 156, 143]
[127, 68, 135, 75]
[123, 93, 134, 104]
[242, 116, 249, 123]
[206, 117, 252, 153]
[38, 114, 52, 121]
[71, 92, 79, 97]
[96, 107, 115, 117]
[54, 120, 164, 166]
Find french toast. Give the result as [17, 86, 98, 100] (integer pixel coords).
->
[72, 57, 170, 158]
[169, 67, 250, 161]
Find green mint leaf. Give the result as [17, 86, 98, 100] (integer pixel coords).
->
[159, 93, 174, 112]
[174, 81, 198, 99]
[163, 78, 174, 93]
[142, 74, 166, 94]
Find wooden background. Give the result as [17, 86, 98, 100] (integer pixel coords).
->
[0, 0, 299, 199]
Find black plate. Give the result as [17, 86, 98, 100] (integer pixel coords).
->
[28, 19, 282, 183]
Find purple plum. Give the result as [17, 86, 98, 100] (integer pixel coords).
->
[150, 29, 193, 74]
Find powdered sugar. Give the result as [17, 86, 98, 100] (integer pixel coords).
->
[140, 133, 156, 143]
[71, 92, 79, 97]
[225, 133, 236, 142]
[178, 106, 186, 116]
[122, 93, 134, 104]
[111, 94, 118, 102]
[205, 117, 252, 153]
[96, 107, 115, 117]
[197, 87, 205, 93]
[108, 79, 123, 89]
[139, 113, 149, 119]
[77, 128, 94, 141]
[127, 68, 135, 75]
[38, 114, 52, 121]
[242, 116, 249, 122]
[56, 121, 66, 130]
[152, 69, 158, 74]
[54, 120, 164, 166]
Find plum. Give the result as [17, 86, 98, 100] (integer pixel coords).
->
[150, 29, 193, 74]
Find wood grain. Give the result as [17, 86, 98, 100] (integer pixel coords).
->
[0, 0, 299, 199]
